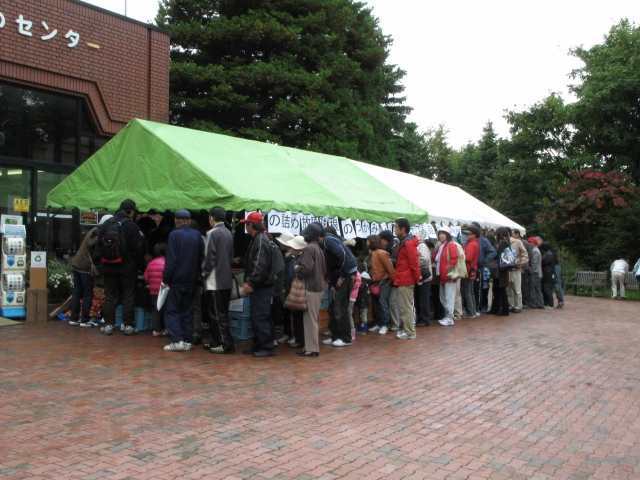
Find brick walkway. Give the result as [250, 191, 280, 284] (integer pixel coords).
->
[1, 297, 640, 479]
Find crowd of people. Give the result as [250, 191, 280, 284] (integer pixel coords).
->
[67, 198, 571, 358]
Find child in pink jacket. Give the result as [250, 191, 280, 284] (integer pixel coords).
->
[347, 271, 362, 341]
[144, 243, 167, 336]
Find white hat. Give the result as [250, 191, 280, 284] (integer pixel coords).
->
[437, 225, 452, 236]
[99, 214, 113, 225]
[288, 235, 308, 250]
[276, 231, 294, 246]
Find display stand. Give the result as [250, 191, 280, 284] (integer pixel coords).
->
[1, 224, 27, 318]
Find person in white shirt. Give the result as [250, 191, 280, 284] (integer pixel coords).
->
[610, 257, 629, 299]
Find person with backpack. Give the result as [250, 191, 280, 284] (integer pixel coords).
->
[492, 227, 512, 316]
[162, 210, 205, 351]
[93, 199, 145, 336]
[432, 225, 459, 326]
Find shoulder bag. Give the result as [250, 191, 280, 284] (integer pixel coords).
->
[283, 277, 308, 311]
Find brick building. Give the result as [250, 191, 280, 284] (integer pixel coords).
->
[0, 0, 169, 252]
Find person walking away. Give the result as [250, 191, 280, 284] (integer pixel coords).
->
[414, 233, 432, 326]
[93, 199, 144, 336]
[367, 234, 395, 335]
[69, 218, 105, 327]
[506, 228, 529, 313]
[321, 226, 358, 347]
[162, 210, 205, 351]
[379, 229, 400, 331]
[144, 242, 167, 336]
[460, 225, 480, 318]
[292, 232, 325, 357]
[610, 256, 629, 300]
[540, 242, 556, 309]
[550, 244, 565, 308]
[202, 206, 235, 354]
[432, 226, 459, 326]
[493, 227, 512, 316]
[275, 231, 295, 345]
[394, 218, 421, 339]
[526, 237, 544, 308]
[241, 211, 277, 357]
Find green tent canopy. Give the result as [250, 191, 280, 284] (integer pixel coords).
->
[46, 119, 429, 224]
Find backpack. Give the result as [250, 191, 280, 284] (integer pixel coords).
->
[446, 242, 468, 281]
[101, 217, 129, 264]
[499, 241, 518, 270]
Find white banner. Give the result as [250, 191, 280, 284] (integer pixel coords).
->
[370, 221, 380, 236]
[267, 209, 285, 233]
[341, 218, 356, 240]
[327, 216, 341, 236]
[354, 219, 363, 238]
[426, 223, 437, 239]
[361, 220, 370, 237]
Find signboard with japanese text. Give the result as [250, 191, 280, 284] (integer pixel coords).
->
[13, 198, 29, 212]
[80, 210, 98, 225]
[1, 12, 81, 48]
[353, 219, 363, 238]
[341, 218, 356, 240]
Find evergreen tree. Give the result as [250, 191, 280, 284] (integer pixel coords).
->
[156, 0, 414, 167]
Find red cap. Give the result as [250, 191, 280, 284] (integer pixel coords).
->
[527, 236, 537, 243]
[240, 211, 263, 223]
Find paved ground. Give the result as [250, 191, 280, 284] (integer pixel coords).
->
[1, 297, 640, 480]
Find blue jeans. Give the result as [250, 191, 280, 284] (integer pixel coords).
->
[250, 286, 275, 351]
[71, 270, 93, 323]
[164, 285, 196, 343]
[372, 280, 391, 328]
[554, 265, 564, 302]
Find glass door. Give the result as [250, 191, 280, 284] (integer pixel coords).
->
[0, 165, 31, 231]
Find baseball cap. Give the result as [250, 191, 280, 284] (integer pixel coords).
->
[240, 211, 263, 223]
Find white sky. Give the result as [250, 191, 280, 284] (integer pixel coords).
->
[84, 0, 640, 148]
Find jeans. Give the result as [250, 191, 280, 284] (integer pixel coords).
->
[250, 286, 275, 351]
[554, 265, 564, 302]
[473, 277, 481, 312]
[521, 270, 531, 307]
[460, 278, 476, 316]
[207, 289, 234, 351]
[439, 282, 456, 320]
[103, 271, 136, 327]
[329, 277, 353, 343]
[543, 281, 554, 307]
[164, 285, 196, 343]
[371, 279, 391, 328]
[192, 286, 203, 339]
[271, 295, 284, 335]
[414, 281, 430, 325]
[71, 270, 93, 323]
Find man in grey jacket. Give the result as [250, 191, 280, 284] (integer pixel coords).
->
[527, 236, 544, 308]
[203, 207, 235, 354]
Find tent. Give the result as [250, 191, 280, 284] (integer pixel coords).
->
[351, 160, 525, 233]
[47, 119, 429, 225]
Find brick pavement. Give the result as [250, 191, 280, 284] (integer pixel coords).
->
[1, 296, 640, 479]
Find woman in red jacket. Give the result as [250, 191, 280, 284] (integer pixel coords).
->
[431, 226, 458, 326]
[144, 243, 167, 336]
[461, 225, 480, 318]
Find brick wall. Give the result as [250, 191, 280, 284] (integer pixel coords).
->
[0, 0, 170, 136]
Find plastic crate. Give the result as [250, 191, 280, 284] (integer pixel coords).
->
[320, 289, 330, 309]
[115, 305, 153, 331]
[229, 314, 253, 340]
[228, 296, 250, 318]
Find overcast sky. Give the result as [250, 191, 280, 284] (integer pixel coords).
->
[84, 0, 640, 148]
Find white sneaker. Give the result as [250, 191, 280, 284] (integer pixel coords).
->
[183, 342, 193, 351]
[164, 341, 185, 351]
[287, 337, 296, 345]
[332, 339, 351, 347]
[277, 335, 290, 344]
[396, 331, 408, 339]
[368, 325, 380, 332]
[397, 331, 416, 339]
[438, 318, 454, 326]
[323, 338, 333, 345]
[378, 326, 388, 335]
[475, 312, 481, 318]
[79, 322, 93, 328]
[69, 320, 81, 325]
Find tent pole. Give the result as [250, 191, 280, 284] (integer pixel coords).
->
[46, 207, 50, 254]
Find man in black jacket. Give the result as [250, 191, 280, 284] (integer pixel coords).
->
[241, 211, 276, 357]
[162, 210, 205, 351]
[94, 199, 144, 336]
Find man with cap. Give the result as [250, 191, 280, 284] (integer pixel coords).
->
[94, 199, 145, 336]
[161, 209, 205, 351]
[203, 206, 235, 354]
[241, 211, 277, 357]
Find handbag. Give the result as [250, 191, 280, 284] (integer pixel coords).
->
[488, 260, 499, 279]
[420, 267, 431, 281]
[369, 282, 381, 296]
[283, 278, 308, 311]
[230, 272, 248, 300]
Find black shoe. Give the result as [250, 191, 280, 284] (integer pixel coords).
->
[242, 347, 257, 355]
[297, 351, 319, 357]
[512, 309, 521, 313]
[496, 312, 509, 316]
[253, 349, 276, 357]
[557, 302, 564, 308]
[288, 343, 302, 348]
[416, 322, 427, 327]
[191, 336, 202, 345]
[210, 346, 235, 354]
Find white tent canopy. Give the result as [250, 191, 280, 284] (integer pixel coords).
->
[351, 160, 525, 234]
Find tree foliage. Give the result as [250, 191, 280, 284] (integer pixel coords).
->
[156, 0, 415, 167]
